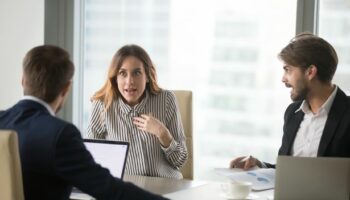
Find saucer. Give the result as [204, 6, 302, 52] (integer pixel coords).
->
[220, 193, 259, 200]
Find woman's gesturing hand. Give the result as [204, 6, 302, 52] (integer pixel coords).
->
[133, 114, 173, 147]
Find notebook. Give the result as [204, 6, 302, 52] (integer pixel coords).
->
[274, 156, 350, 200]
[70, 139, 129, 200]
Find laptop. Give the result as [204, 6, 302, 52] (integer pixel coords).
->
[70, 139, 129, 200]
[274, 156, 350, 200]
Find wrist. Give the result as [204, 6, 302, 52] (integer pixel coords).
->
[256, 159, 263, 168]
[157, 128, 172, 147]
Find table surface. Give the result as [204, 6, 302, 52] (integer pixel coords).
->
[124, 175, 206, 195]
[164, 182, 274, 200]
[71, 175, 274, 200]
[70, 175, 205, 200]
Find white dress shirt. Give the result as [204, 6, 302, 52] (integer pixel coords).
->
[292, 86, 338, 157]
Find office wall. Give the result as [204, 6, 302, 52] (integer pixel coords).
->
[0, 0, 44, 110]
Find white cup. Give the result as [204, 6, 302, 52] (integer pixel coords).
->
[221, 181, 252, 199]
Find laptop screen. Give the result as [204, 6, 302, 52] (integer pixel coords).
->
[83, 139, 129, 179]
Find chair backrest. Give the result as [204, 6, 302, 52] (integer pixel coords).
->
[172, 90, 193, 180]
[0, 130, 24, 200]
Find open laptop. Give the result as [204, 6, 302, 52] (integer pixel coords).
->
[70, 139, 129, 200]
[274, 156, 350, 200]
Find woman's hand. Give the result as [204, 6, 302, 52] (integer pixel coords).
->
[133, 114, 173, 147]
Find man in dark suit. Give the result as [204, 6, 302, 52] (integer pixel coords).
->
[230, 33, 350, 169]
[0, 45, 168, 200]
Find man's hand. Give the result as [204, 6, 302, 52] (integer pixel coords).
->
[229, 155, 262, 170]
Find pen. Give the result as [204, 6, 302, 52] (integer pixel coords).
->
[240, 155, 252, 163]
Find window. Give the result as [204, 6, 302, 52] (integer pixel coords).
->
[319, 0, 350, 93]
[78, 0, 297, 180]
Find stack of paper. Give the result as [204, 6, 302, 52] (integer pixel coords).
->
[215, 167, 275, 191]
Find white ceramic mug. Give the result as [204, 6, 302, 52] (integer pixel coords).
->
[221, 181, 252, 199]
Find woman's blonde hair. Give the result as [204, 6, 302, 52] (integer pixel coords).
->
[91, 44, 161, 111]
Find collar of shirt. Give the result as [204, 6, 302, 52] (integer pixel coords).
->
[118, 90, 149, 116]
[295, 85, 338, 116]
[21, 95, 55, 116]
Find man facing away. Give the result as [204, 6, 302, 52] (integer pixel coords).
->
[0, 45, 168, 200]
[230, 33, 350, 169]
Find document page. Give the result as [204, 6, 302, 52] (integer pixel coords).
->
[215, 168, 275, 191]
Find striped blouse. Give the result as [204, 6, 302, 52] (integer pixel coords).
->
[86, 90, 188, 179]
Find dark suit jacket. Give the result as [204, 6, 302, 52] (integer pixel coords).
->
[0, 100, 167, 200]
[265, 88, 350, 168]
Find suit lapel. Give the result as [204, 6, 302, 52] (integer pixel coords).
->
[317, 89, 348, 156]
[283, 110, 304, 155]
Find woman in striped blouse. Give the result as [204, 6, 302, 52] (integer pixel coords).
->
[87, 44, 188, 179]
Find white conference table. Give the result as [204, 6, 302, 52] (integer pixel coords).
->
[124, 175, 274, 200]
[71, 175, 274, 200]
[163, 182, 274, 200]
[71, 175, 205, 200]
[124, 175, 205, 195]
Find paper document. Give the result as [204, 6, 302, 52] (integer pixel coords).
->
[215, 168, 275, 191]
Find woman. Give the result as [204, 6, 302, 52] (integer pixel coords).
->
[87, 44, 188, 179]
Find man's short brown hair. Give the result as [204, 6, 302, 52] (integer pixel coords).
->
[23, 45, 74, 103]
[278, 32, 338, 83]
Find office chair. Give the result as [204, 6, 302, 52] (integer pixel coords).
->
[0, 130, 24, 200]
[172, 90, 193, 180]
